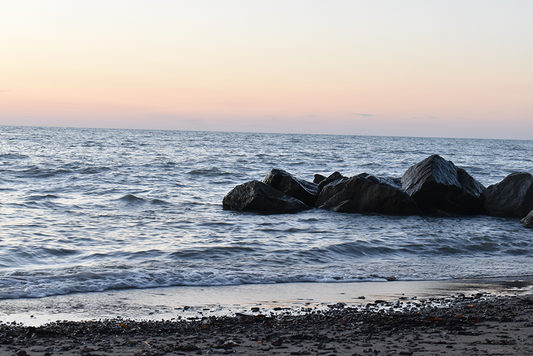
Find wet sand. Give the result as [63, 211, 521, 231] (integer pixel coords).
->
[2, 278, 532, 326]
[1, 279, 533, 355]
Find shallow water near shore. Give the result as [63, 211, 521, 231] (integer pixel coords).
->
[1, 126, 533, 304]
[2, 278, 532, 327]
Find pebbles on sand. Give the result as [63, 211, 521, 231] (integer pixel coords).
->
[2, 293, 533, 356]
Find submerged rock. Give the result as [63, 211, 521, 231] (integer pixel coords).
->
[262, 169, 319, 207]
[483, 172, 533, 218]
[401, 155, 485, 215]
[520, 210, 533, 228]
[316, 173, 421, 215]
[222, 180, 310, 214]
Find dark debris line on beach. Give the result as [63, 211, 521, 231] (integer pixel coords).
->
[1, 294, 533, 355]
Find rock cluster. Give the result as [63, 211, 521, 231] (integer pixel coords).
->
[222, 154, 533, 227]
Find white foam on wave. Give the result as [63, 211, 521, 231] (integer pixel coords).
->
[2, 255, 532, 300]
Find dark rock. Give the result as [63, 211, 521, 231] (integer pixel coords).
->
[520, 210, 533, 228]
[483, 172, 533, 218]
[262, 169, 319, 207]
[456, 168, 486, 213]
[318, 172, 346, 191]
[222, 180, 310, 214]
[379, 176, 403, 190]
[313, 174, 326, 184]
[316, 173, 421, 215]
[401, 155, 485, 215]
[176, 344, 200, 352]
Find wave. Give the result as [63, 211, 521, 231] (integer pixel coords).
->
[1, 258, 532, 300]
[0, 269, 412, 299]
[187, 168, 233, 177]
[18, 166, 73, 178]
[26, 194, 59, 200]
[117, 194, 145, 204]
[115, 194, 171, 206]
[0, 153, 29, 160]
[150, 198, 170, 205]
[8, 165, 112, 180]
[79, 166, 112, 174]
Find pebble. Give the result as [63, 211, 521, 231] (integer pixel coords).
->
[1, 293, 531, 356]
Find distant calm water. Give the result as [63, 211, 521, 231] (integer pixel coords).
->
[1, 126, 533, 300]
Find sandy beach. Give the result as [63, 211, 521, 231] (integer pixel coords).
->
[2, 293, 533, 356]
[2, 279, 533, 355]
[2, 278, 532, 325]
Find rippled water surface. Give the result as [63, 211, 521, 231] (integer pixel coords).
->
[1, 126, 532, 299]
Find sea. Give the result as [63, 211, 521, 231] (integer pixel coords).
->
[1, 125, 533, 302]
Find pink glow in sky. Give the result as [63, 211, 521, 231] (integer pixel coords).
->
[1, 1, 532, 139]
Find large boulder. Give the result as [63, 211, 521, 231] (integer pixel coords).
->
[456, 167, 487, 213]
[401, 155, 485, 215]
[222, 180, 310, 214]
[379, 176, 403, 190]
[520, 210, 533, 228]
[262, 169, 319, 207]
[318, 171, 346, 190]
[482, 172, 533, 218]
[313, 174, 326, 184]
[316, 173, 421, 215]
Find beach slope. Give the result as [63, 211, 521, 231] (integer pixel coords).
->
[2, 293, 533, 356]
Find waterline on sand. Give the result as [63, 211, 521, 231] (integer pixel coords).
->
[1, 277, 532, 327]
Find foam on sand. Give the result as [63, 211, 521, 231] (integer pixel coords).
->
[1, 277, 532, 326]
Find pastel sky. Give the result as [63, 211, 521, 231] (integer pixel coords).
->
[1, 1, 532, 139]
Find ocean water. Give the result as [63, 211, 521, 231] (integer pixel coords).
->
[1, 126, 532, 300]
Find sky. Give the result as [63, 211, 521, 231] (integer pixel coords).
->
[1, 1, 532, 139]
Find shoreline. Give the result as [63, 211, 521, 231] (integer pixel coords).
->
[2, 290, 533, 355]
[1, 277, 532, 327]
